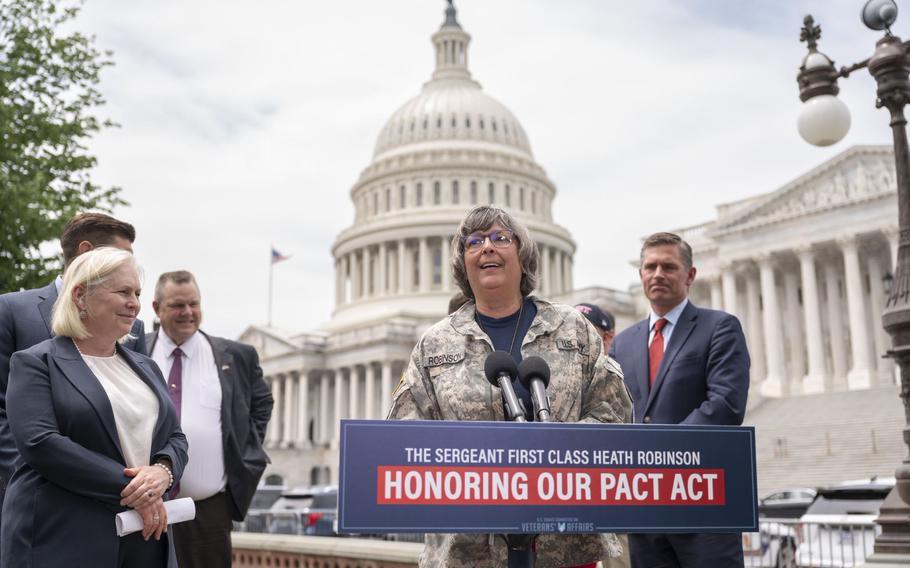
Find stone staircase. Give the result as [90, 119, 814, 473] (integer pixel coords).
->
[744, 385, 906, 495]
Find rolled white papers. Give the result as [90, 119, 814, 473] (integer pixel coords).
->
[115, 497, 196, 537]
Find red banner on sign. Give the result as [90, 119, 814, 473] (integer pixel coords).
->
[376, 466, 725, 506]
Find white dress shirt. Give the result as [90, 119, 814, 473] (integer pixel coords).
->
[648, 298, 689, 347]
[151, 330, 226, 501]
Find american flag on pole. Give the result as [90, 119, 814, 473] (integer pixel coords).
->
[271, 247, 290, 264]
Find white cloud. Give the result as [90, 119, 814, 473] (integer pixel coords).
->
[74, 0, 896, 337]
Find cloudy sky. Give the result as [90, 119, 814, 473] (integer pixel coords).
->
[74, 0, 896, 338]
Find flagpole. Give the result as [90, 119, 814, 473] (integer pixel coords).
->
[268, 247, 274, 327]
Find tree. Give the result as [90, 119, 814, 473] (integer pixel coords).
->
[0, 0, 125, 293]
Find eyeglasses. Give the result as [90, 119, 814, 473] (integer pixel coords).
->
[461, 229, 514, 251]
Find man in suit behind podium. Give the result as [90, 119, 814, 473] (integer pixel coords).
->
[148, 270, 273, 568]
[0, 212, 145, 526]
[609, 232, 750, 568]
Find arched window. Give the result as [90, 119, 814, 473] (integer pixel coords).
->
[452, 180, 460, 204]
[488, 182, 495, 204]
[505, 184, 511, 207]
[416, 183, 423, 206]
[399, 185, 406, 209]
[434, 181, 441, 205]
[470, 181, 478, 204]
[385, 187, 391, 212]
[519, 187, 525, 210]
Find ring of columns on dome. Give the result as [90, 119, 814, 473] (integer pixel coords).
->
[332, 234, 574, 306]
[684, 228, 897, 399]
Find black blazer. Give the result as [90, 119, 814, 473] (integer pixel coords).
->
[609, 301, 750, 426]
[0, 337, 187, 568]
[147, 331, 273, 521]
[0, 282, 146, 493]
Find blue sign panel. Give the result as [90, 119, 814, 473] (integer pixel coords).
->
[338, 419, 757, 534]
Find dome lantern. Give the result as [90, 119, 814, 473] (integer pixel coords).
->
[431, 0, 473, 83]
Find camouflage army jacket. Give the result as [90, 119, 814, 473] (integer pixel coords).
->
[388, 298, 632, 568]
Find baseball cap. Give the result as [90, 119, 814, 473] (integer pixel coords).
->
[574, 303, 614, 332]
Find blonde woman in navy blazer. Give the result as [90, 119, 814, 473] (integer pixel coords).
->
[1, 248, 187, 568]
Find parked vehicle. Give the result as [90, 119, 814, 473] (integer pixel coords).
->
[268, 486, 339, 536]
[758, 488, 817, 519]
[795, 477, 893, 568]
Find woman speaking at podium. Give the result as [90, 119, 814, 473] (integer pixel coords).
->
[388, 206, 632, 568]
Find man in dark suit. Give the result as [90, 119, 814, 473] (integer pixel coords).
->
[609, 232, 750, 568]
[0, 212, 145, 524]
[147, 270, 273, 568]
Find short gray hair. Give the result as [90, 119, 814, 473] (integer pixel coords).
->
[640, 232, 693, 270]
[154, 270, 199, 304]
[53, 247, 139, 340]
[451, 206, 539, 299]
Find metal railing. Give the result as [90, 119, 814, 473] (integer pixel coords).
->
[743, 518, 879, 567]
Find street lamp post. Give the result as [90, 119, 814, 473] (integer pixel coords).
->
[796, 1, 910, 562]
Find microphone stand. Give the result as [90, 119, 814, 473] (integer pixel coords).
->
[502, 381, 534, 568]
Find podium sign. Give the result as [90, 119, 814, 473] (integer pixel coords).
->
[338, 419, 757, 534]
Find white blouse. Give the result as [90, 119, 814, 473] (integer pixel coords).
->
[80, 353, 159, 468]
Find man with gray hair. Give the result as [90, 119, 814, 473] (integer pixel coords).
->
[147, 270, 273, 568]
[609, 231, 750, 568]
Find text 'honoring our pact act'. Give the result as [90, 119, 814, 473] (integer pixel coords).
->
[375, 447, 724, 506]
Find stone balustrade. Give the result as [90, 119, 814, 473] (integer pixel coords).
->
[232, 533, 421, 568]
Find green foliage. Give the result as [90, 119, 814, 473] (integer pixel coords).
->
[0, 0, 125, 293]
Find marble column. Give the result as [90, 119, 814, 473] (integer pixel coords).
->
[378, 242, 388, 296]
[280, 374, 295, 448]
[398, 239, 408, 294]
[351, 252, 361, 300]
[840, 236, 873, 389]
[744, 269, 767, 387]
[419, 237, 430, 292]
[709, 277, 723, 310]
[333, 369, 345, 446]
[348, 367, 360, 420]
[867, 251, 893, 383]
[783, 268, 806, 392]
[721, 265, 738, 317]
[552, 249, 562, 295]
[566, 255, 574, 292]
[343, 255, 351, 304]
[824, 261, 848, 389]
[266, 376, 282, 447]
[296, 372, 310, 447]
[540, 245, 550, 296]
[362, 247, 372, 298]
[797, 246, 826, 393]
[441, 235, 452, 292]
[364, 363, 376, 419]
[758, 254, 787, 397]
[380, 361, 393, 418]
[275, 376, 286, 447]
[334, 259, 342, 307]
[886, 225, 899, 270]
[319, 371, 331, 444]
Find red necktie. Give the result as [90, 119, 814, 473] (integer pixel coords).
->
[649, 318, 668, 388]
[168, 347, 183, 418]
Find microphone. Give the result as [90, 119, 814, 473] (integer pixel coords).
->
[484, 351, 527, 422]
[518, 356, 551, 422]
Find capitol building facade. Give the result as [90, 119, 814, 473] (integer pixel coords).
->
[240, 4, 901, 489]
[239, 3, 638, 487]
